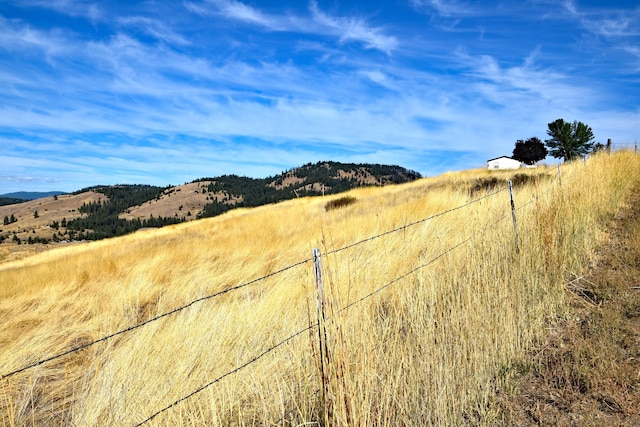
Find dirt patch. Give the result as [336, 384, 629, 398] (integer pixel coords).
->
[496, 187, 640, 425]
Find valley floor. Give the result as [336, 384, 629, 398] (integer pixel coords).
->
[497, 186, 640, 425]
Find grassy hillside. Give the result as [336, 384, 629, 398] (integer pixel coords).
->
[0, 151, 638, 426]
[0, 192, 106, 261]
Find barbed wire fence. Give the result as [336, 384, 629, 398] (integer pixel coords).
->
[134, 184, 523, 426]
[611, 141, 638, 153]
[2, 151, 628, 425]
[0, 258, 313, 380]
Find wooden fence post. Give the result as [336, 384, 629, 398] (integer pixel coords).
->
[508, 180, 520, 254]
[557, 164, 562, 186]
[313, 248, 331, 424]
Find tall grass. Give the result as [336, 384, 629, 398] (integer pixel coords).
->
[1, 151, 639, 426]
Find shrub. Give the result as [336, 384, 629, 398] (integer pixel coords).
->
[325, 196, 357, 211]
[510, 173, 551, 187]
[469, 177, 502, 196]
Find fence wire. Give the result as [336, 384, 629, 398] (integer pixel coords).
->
[1, 257, 312, 380]
[325, 186, 507, 257]
[133, 324, 316, 426]
[134, 235, 478, 426]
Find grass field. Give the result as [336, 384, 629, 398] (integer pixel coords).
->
[1, 150, 639, 426]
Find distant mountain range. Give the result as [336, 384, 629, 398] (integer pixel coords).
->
[0, 191, 66, 202]
[0, 161, 421, 244]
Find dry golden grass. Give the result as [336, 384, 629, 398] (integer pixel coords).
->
[1, 151, 639, 426]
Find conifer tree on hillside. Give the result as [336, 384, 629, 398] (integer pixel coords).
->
[545, 119, 595, 161]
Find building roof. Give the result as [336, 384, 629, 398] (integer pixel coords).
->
[486, 156, 518, 162]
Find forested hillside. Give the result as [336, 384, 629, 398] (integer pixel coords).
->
[65, 185, 184, 240]
[0, 161, 421, 245]
[0, 197, 26, 207]
[197, 161, 421, 218]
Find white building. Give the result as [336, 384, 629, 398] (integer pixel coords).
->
[487, 156, 522, 170]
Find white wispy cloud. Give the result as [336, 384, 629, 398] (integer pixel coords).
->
[622, 45, 640, 70]
[184, 0, 398, 54]
[0, 19, 408, 148]
[308, 1, 398, 53]
[358, 70, 391, 87]
[186, 0, 283, 29]
[118, 16, 191, 46]
[0, 174, 40, 184]
[561, 0, 578, 16]
[592, 16, 635, 37]
[560, 1, 640, 39]
[461, 51, 584, 105]
[409, 0, 475, 17]
[0, 16, 72, 60]
[214, 0, 276, 27]
[7, 0, 103, 22]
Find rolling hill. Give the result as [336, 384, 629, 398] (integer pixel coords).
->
[0, 161, 421, 250]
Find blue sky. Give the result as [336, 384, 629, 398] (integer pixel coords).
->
[1, 0, 638, 193]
